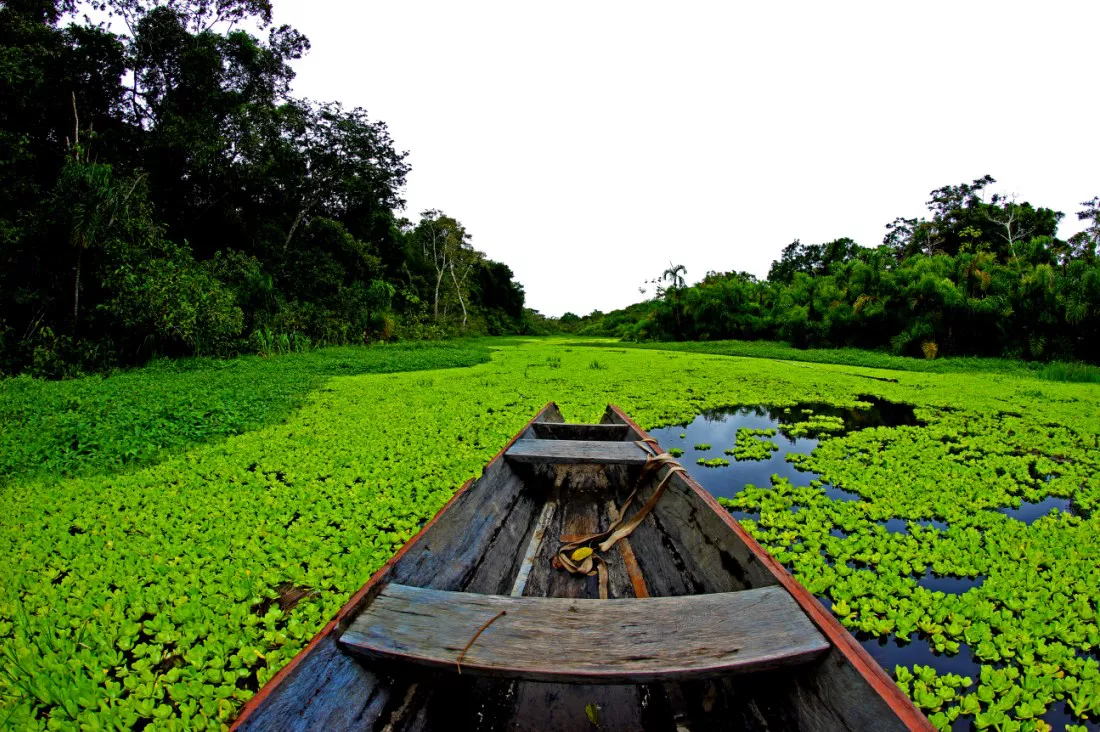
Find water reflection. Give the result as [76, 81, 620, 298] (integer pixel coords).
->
[997, 495, 1074, 524]
[824, 485, 862, 502]
[916, 571, 984, 595]
[858, 632, 981, 681]
[648, 395, 919, 501]
[878, 518, 910, 535]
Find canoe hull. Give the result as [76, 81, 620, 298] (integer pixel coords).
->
[232, 403, 931, 731]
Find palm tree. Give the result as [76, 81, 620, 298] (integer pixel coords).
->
[662, 262, 687, 292]
[660, 263, 687, 337]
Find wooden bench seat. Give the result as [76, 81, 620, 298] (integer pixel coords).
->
[504, 438, 650, 465]
[339, 583, 830, 684]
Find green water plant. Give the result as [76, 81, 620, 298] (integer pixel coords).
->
[727, 427, 780, 461]
[2, 338, 1100, 729]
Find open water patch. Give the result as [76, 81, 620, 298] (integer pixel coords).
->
[996, 495, 1074, 524]
[859, 632, 981, 683]
[873, 517, 950, 534]
[916, 571, 984, 595]
[877, 518, 911, 535]
[649, 395, 918, 501]
[824, 484, 862, 502]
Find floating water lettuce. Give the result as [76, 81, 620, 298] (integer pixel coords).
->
[726, 427, 780, 461]
[780, 413, 846, 437]
[2, 338, 1099, 730]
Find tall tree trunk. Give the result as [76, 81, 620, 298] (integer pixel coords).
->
[450, 263, 468, 328]
[73, 247, 82, 330]
[282, 204, 310, 257]
[433, 269, 444, 321]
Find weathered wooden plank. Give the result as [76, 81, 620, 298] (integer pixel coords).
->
[506, 487, 661, 730]
[505, 438, 649, 465]
[786, 648, 911, 731]
[509, 499, 557, 597]
[619, 491, 706, 597]
[531, 422, 632, 441]
[549, 488, 601, 598]
[232, 403, 564, 732]
[234, 634, 392, 731]
[604, 404, 930, 731]
[341, 584, 830, 684]
[388, 459, 532, 591]
[507, 682, 659, 732]
[649, 477, 764, 592]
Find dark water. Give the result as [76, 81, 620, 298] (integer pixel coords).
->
[917, 571, 984, 595]
[648, 395, 919, 500]
[824, 484, 862, 502]
[879, 518, 950, 535]
[878, 518, 910, 534]
[862, 633, 981, 681]
[997, 495, 1074, 524]
[650, 408, 822, 499]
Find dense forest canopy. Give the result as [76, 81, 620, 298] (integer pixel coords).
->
[0, 0, 528, 376]
[564, 177, 1100, 363]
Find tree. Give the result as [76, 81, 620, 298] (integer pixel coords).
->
[274, 100, 409, 260]
[1067, 197, 1100, 262]
[412, 210, 475, 324]
[0, 0, 531, 374]
[980, 193, 1064, 266]
[662, 262, 687, 291]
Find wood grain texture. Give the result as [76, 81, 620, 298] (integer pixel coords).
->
[531, 422, 632, 441]
[238, 402, 931, 731]
[231, 403, 563, 731]
[509, 500, 557, 597]
[340, 583, 830, 684]
[234, 634, 392, 731]
[605, 404, 931, 731]
[505, 438, 649, 465]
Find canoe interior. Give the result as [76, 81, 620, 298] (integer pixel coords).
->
[234, 403, 925, 731]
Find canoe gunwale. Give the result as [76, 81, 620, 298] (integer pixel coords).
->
[232, 401, 932, 731]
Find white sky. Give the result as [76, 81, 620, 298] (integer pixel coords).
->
[272, 1, 1099, 317]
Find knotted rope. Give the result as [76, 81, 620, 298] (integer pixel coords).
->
[556, 439, 686, 599]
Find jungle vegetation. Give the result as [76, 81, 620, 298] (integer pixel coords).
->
[565, 177, 1100, 364]
[0, 0, 528, 377]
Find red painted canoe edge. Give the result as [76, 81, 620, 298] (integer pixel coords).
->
[230, 402, 560, 729]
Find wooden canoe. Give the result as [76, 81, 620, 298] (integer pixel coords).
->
[231, 403, 932, 731]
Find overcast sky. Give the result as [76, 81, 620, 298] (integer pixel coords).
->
[271, 1, 1099, 317]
